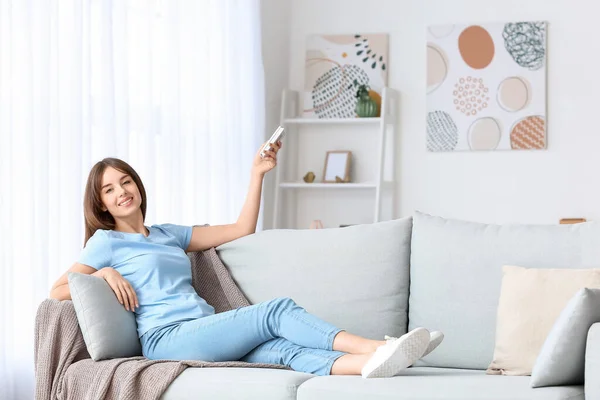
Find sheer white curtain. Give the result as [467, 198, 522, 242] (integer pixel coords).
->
[0, 0, 265, 398]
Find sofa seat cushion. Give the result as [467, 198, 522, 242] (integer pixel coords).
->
[161, 367, 314, 400]
[296, 367, 584, 400]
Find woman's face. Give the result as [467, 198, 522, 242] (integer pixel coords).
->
[100, 166, 142, 219]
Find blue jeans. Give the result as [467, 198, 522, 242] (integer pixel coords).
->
[140, 297, 346, 376]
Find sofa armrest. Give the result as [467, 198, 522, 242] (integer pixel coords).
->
[586, 323, 600, 399]
[34, 299, 90, 400]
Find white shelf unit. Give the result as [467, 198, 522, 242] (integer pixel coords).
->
[283, 117, 383, 125]
[272, 87, 399, 229]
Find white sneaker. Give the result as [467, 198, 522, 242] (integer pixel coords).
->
[361, 327, 429, 379]
[385, 330, 444, 359]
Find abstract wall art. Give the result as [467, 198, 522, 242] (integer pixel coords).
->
[303, 34, 388, 119]
[427, 21, 547, 151]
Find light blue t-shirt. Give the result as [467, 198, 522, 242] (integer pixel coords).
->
[78, 223, 215, 337]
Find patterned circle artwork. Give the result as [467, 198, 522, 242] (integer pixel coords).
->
[468, 117, 501, 150]
[310, 65, 369, 118]
[458, 26, 495, 69]
[510, 116, 546, 149]
[497, 76, 530, 112]
[427, 111, 458, 152]
[452, 76, 490, 117]
[503, 22, 546, 71]
[427, 21, 546, 151]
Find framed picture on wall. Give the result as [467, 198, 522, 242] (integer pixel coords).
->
[426, 21, 547, 152]
[303, 33, 389, 119]
[322, 151, 351, 183]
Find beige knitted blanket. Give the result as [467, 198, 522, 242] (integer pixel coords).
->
[34, 248, 287, 400]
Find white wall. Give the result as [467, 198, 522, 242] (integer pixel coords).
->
[276, 0, 600, 225]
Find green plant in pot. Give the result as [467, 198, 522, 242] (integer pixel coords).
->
[355, 84, 379, 118]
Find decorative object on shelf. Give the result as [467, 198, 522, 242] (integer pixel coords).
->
[335, 176, 350, 183]
[427, 21, 547, 152]
[559, 218, 587, 224]
[355, 84, 379, 117]
[303, 33, 388, 119]
[323, 151, 352, 183]
[303, 171, 316, 183]
[310, 220, 324, 229]
[339, 224, 356, 228]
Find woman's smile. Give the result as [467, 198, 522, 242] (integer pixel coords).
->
[119, 197, 133, 207]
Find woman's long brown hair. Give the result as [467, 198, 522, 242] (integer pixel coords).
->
[83, 158, 147, 246]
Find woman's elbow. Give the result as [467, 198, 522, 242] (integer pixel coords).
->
[49, 284, 71, 301]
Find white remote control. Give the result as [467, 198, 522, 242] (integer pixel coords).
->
[260, 126, 285, 158]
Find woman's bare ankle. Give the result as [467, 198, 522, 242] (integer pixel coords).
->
[330, 353, 373, 375]
[369, 340, 386, 353]
[332, 331, 386, 354]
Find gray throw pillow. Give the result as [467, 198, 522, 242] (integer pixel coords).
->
[68, 272, 142, 361]
[531, 288, 600, 387]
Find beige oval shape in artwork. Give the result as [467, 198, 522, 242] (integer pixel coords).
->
[468, 117, 501, 150]
[458, 26, 495, 69]
[510, 116, 546, 150]
[427, 44, 448, 94]
[498, 77, 530, 112]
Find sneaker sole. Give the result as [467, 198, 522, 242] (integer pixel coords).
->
[362, 328, 430, 379]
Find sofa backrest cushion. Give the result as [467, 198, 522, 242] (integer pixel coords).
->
[409, 211, 600, 370]
[217, 217, 413, 340]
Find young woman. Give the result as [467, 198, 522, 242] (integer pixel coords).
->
[49, 141, 443, 378]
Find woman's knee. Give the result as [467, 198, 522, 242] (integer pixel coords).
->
[271, 296, 296, 308]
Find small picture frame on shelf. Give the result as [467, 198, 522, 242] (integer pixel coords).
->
[323, 151, 351, 183]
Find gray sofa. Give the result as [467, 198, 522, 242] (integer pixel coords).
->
[39, 211, 600, 399]
[161, 211, 600, 400]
